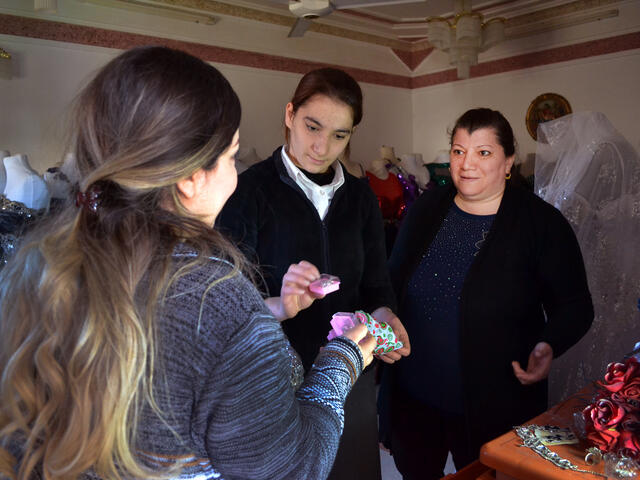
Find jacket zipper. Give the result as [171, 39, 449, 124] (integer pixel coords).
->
[321, 219, 330, 272]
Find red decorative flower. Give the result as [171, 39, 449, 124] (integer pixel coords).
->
[582, 356, 640, 455]
[599, 358, 640, 394]
[584, 398, 626, 432]
[612, 377, 640, 412]
[586, 425, 621, 452]
[622, 412, 640, 434]
[618, 430, 640, 459]
[583, 356, 640, 455]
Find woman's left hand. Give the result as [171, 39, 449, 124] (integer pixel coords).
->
[512, 342, 553, 385]
[371, 307, 411, 364]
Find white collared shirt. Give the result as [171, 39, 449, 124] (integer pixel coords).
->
[281, 147, 345, 220]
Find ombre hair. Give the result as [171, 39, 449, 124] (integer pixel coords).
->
[0, 46, 244, 480]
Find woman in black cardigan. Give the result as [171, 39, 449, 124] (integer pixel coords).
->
[217, 68, 410, 480]
[378, 108, 593, 479]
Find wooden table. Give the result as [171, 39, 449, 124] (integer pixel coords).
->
[479, 389, 607, 480]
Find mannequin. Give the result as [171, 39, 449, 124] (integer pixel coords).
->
[0, 150, 8, 194]
[60, 152, 79, 185]
[400, 153, 430, 190]
[365, 146, 403, 221]
[3, 154, 50, 210]
[44, 167, 71, 200]
[1, 152, 48, 267]
[381, 145, 400, 170]
[367, 155, 389, 180]
[367, 157, 389, 180]
[425, 150, 452, 187]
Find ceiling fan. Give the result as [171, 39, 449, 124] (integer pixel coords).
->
[283, 0, 418, 37]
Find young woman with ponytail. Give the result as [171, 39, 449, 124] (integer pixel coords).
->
[0, 46, 375, 480]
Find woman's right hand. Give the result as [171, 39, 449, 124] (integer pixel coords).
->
[342, 323, 376, 368]
[265, 261, 323, 321]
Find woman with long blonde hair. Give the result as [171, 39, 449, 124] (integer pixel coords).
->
[0, 46, 375, 480]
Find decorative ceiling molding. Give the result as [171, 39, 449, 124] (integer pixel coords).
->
[411, 30, 640, 88]
[1, 13, 638, 89]
[294, 21, 411, 49]
[60, 0, 629, 53]
[507, 0, 621, 28]
[391, 47, 433, 71]
[0, 13, 411, 86]
[130, 0, 415, 49]
[83, 0, 218, 24]
[385, 0, 625, 45]
[506, 0, 621, 38]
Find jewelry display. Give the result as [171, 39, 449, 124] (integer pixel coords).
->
[514, 425, 607, 478]
[604, 453, 640, 479]
[585, 447, 603, 465]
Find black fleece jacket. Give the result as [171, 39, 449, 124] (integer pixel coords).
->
[217, 147, 396, 371]
[379, 182, 594, 450]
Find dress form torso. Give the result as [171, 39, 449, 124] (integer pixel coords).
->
[0, 150, 9, 194]
[3, 154, 50, 209]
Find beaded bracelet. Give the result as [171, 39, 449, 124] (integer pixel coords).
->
[330, 336, 364, 373]
[322, 350, 357, 386]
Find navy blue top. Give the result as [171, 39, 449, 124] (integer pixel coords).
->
[396, 202, 495, 413]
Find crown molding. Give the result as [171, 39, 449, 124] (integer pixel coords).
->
[1, 12, 638, 89]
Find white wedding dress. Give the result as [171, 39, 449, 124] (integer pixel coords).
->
[535, 112, 640, 404]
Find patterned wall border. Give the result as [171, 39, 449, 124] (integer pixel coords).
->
[0, 14, 412, 88]
[1, 14, 639, 89]
[411, 30, 640, 88]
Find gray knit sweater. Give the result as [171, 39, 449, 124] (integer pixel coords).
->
[134, 254, 364, 480]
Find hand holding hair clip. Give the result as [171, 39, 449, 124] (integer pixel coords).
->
[309, 274, 340, 295]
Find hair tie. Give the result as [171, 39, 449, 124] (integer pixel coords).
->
[75, 184, 102, 213]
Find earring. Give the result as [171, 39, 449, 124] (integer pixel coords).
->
[505, 172, 512, 180]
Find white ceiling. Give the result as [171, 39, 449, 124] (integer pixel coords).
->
[92, 0, 627, 47]
[333, 0, 504, 20]
[236, 0, 555, 23]
[223, 0, 623, 42]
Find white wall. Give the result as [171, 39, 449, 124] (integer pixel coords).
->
[0, 36, 117, 172]
[411, 49, 640, 166]
[216, 64, 412, 169]
[0, 35, 412, 173]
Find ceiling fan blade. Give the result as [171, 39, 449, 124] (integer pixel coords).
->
[288, 17, 313, 37]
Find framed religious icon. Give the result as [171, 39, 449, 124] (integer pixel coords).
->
[525, 93, 572, 141]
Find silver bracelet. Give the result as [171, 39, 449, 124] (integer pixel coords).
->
[514, 425, 607, 478]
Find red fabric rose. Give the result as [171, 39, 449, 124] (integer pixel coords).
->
[619, 430, 640, 459]
[612, 377, 640, 412]
[622, 411, 640, 433]
[584, 398, 626, 432]
[584, 358, 640, 455]
[599, 358, 639, 394]
[586, 426, 620, 452]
